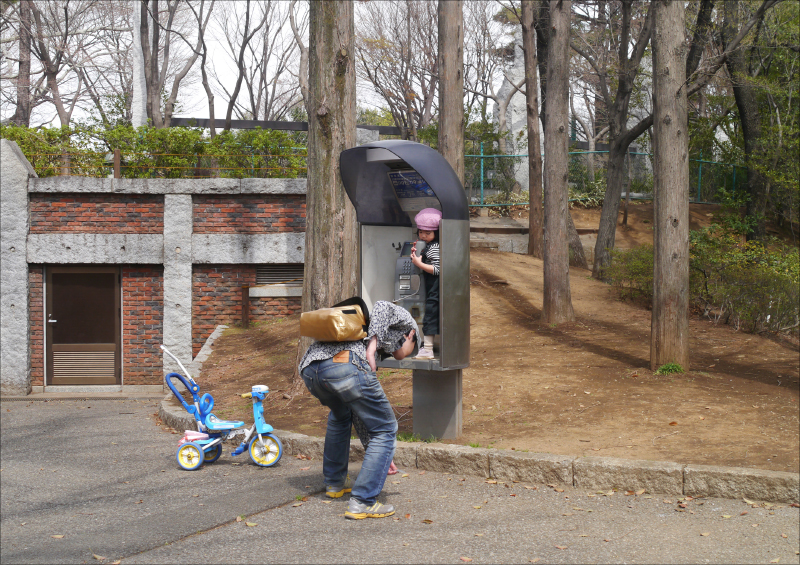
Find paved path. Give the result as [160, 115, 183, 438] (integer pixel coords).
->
[2, 399, 798, 564]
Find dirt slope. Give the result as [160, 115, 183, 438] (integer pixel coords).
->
[192, 203, 799, 473]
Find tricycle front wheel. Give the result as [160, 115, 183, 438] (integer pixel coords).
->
[249, 433, 282, 467]
[176, 441, 204, 470]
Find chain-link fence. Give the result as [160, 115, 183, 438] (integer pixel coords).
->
[465, 149, 745, 207]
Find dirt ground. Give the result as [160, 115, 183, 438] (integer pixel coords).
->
[193, 204, 800, 474]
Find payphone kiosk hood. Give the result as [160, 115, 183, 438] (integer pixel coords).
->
[339, 140, 470, 371]
[340, 140, 470, 225]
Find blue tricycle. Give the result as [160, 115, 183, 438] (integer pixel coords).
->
[162, 344, 283, 470]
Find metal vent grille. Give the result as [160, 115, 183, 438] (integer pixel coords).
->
[256, 264, 304, 286]
[53, 351, 115, 380]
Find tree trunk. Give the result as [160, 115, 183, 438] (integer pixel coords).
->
[521, 0, 543, 259]
[651, 0, 689, 372]
[437, 0, 464, 185]
[11, 0, 32, 126]
[295, 0, 358, 387]
[723, 1, 767, 240]
[541, 0, 575, 325]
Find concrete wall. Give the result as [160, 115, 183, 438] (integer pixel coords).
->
[1, 139, 309, 394]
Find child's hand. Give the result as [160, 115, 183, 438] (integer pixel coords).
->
[410, 241, 422, 267]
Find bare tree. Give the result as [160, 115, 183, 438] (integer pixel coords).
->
[138, 0, 204, 127]
[437, 0, 464, 184]
[570, 0, 654, 279]
[355, 0, 438, 140]
[542, 0, 575, 324]
[296, 0, 358, 386]
[8, 0, 32, 125]
[521, 0, 543, 259]
[212, 0, 299, 125]
[650, 0, 689, 371]
[288, 0, 309, 110]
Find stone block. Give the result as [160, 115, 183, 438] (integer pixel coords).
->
[240, 178, 306, 194]
[488, 451, 573, 485]
[684, 464, 799, 504]
[191, 233, 305, 264]
[417, 444, 490, 477]
[393, 442, 419, 469]
[574, 456, 683, 495]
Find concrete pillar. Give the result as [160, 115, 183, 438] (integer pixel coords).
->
[356, 127, 379, 146]
[412, 369, 463, 440]
[162, 194, 193, 375]
[0, 140, 37, 395]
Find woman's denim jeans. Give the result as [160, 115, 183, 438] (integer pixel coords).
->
[301, 356, 397, 505]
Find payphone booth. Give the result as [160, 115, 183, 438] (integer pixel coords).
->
[340, 140, 469, 439]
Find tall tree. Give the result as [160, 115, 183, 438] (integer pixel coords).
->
[533, 0, 587, 269]
[542, 0, 575, 324]
[521, 0, 543, 259]
[650, 0, 689, 371]
[570, 0, 654, 279]
[437, 0, 464, 184]
[355, 0, 438, 140]
[296, 0, 358, 386]
[9, 0, 32, 126]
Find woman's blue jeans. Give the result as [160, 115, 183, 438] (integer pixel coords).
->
[300, 355, 397, 505]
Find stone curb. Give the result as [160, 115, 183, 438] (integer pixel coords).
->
[158, 398, 799, 504]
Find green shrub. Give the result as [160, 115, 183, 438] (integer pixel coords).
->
[605, 226, 799, 335]
[654, 363, 684, 375]
[603, 244, 655, 304]
[0, 124, 307, 179]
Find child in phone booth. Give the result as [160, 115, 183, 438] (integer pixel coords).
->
[410, 207, 442, 359]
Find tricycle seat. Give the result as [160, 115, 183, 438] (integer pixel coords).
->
[205, 413, 245, 431]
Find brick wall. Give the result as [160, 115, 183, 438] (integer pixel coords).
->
[29, 266, 44, 387]
[192, 265, 302, 357]
[122, 266, 164, 385]
[193, 195, 305, 234]
[29, 194, 164, 233]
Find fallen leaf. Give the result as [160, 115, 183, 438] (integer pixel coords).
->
[625, 491, 635, 496]
[460, 557, 473, 562]
[524, 486, 537, 490]
[782, 533, 788, 538]
[300, 466, 310, 471]
[699, 416, 705, 420]
[292, 503, 303, 507]
[93, 554, 107, 561]
[405, 514, 411, 519]
[769, 559, 779, 564]
[722, 515, 732, 519]
[486, 480, 497, 484]
[474, 533, 484, 537]
[245, 522, 258, 527]
[529, 559, 541, 563]
[663, 499, 673, 504]
[555, 545, 568, 550]
[322, 500, 332, 504]
[554, 487, 565, 493]
[669, 421, 678, 426]
[635, 489, 646, 495]
[790, 503, 799, 508]
[402, 473, 410, 478]
[743, 497, 757, 505]
[392, 481, 401, 484]
[135, 500, 143, 504]
[51, 535, 64, 539]
[422, 519, 433, 524]
[235, 516, 243, 522]
[579, 534, 588, 537]
[473, 506, 482, 509]
[700, 532, 710, 537]
[419, 471, 426, 475]
[752, 523, 759, 527]
[740, 511, 749, 516]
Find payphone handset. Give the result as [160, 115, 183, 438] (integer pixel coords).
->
[394, 240, 425, 326]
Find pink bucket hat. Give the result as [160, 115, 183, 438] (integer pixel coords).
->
[415, 208, 442, 231]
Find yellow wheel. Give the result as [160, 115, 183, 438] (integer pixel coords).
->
[249, 434, 283, 467]
[176, 442, 204, 470]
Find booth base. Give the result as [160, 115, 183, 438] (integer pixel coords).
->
[412, 369, 462, 440]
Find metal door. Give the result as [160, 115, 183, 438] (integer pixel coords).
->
[46, 267, 120, 385]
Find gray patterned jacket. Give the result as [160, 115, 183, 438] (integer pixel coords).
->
[298, 300, 419, 373]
